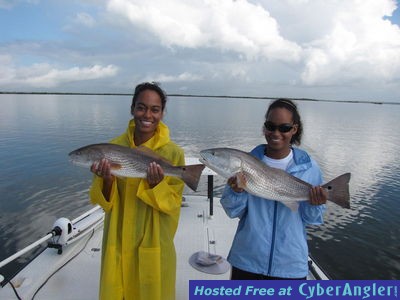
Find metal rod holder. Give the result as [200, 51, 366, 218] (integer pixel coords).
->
[207, 175, 214, 216]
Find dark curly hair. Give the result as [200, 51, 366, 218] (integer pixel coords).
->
[265, 98, 303, 145]
[131, 82, 167, 115]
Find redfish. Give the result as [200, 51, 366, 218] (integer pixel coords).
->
[200, 147, 350, 211]
[69, 143, 205, 191]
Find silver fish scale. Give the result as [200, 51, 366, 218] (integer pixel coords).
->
[105, 153, 147, 177]
[241, 156, 311, 202]
[93, 145, 182, 178]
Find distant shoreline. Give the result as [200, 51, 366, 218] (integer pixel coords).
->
[0, 91, 398, 105]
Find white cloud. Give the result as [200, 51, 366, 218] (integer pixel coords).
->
[0, 54, 16, 83]
[0, 60, 118, 88]
[73, 12, 96, 28]
[0, 0, 39, 9]
[300, 0, 400, 85]
[107, 0, 301, 61]
[105, 0, 400, 89]
[62, 12, 98, 32]
[142, 72, 202, 83]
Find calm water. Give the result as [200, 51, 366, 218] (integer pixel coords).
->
[0, 94, 399, 281]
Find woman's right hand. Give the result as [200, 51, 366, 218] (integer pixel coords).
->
[227, 173, 246, 193]
[91, 158, 114, 182]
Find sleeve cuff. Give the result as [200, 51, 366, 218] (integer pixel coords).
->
[89, 176, 115, 212]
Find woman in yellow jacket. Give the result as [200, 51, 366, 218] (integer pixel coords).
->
[90, 82, 185, 300]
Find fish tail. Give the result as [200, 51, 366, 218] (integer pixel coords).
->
[181, 164, 205, 191]
[322, 173, 351, 209]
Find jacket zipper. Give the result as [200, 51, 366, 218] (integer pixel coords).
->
[267, 200, 278, 275]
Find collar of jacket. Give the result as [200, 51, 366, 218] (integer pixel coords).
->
[125, 119, 171, 150]
[252, 144, 312, 173]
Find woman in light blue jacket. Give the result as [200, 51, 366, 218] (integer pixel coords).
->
[221, 98, 327, 280]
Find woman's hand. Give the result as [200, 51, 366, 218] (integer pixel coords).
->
[91, 158, 115, 182]
[309, 186, 327, 205]
[227, 172, 246, 193]
[147, 162, 164, 188]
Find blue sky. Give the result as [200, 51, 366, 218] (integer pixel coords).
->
[0, 0, 399, 102]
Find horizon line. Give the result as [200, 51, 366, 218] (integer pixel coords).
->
[0, 91, 398, 105]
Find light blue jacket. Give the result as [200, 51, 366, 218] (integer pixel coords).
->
[221, 144, 326, 278]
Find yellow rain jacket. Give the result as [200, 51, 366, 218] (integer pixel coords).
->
[90, 120, 185, 300]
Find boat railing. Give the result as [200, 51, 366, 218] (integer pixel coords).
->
[0, 205, 104, 284]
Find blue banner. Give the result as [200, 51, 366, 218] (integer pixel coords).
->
[189, 280, 399, 300]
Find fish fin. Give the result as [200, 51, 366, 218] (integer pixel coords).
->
[135, 146, 173, 164]
[110, 162, 122, 170]
[181, 164, 206, 191]
[285, 201, 299, 212]
[322, 173, 351, 209]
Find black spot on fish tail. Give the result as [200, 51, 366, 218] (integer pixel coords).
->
[322, 173, 351, 209]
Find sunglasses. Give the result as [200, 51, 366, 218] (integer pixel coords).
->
[264, 121, 294, 133]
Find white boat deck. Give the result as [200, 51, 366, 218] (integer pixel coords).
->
[176, 196, 238, 298]
[0, 195, 238, 300]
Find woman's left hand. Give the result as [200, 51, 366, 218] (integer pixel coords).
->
[147, 162, 164, 188]
[309, 186, 327, 205]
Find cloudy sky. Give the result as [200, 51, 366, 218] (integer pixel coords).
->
[0, 0, 399, 102]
